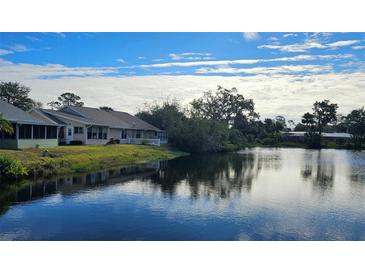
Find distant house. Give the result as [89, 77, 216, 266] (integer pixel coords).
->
[32, 106, 167, 146]
[281, 131, 352, 142]
[0, 100, 59, 149]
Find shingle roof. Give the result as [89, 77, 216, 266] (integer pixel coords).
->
[0, 100, 51, 125]
[64, 106, 131, 128]
[109, 110, 161, 131]
[40, 108, 93, 125]
[38, 105, 162, 131]
[283, 131, 352, 138]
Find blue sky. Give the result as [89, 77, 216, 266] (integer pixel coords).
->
[0, 32, 365, 119]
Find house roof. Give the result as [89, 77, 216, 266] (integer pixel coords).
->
[40, 108, 94, 125]
[109, 110, 161, 131]
[0, 100, 53, 125]
[38, 105, 162, 131]
[63, 106, 131, 128]
[282, 131, 352, 138]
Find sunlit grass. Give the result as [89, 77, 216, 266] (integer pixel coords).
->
[0, 144, 185, 176]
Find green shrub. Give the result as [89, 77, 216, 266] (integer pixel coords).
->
[0, 156, 28, 179]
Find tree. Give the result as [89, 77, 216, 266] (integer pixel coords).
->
[0, 113, 13, 135]
[47, 101, 62, 110]
[301, 100, 338, 148]
[274, 115, 286, 131]
[344, 108, 365, 149]
[136, 99, 239, 153]
[0, 81, 36, 111]
[100, 106, 114, 111]
[293, 123, 307, 132]
[136, 100, 186, 130]
[190, 86, 258, 126]
[47, 92, 84, 109]
[313, 100, 338, 136]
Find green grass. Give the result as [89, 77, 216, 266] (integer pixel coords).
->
[0, 144, 186, 177]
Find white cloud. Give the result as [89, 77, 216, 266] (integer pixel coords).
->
[12, 73, 365, 121]
[268, 36, 279, 42]
[352, 45, 365, 50]
[55, 32, 66, 38]
[259, 39, 360, 52]
[168, 52, 213, 61]
[283, 33, 298, 38]
[242, 32, 260, 41]
[326, 40, 359, 49]
[0, 49, 13, 55]
[8, 44, 30, 52]
[132, 54, 353, 69]
[137, 56, 145, 59]
[116, 58, 127, 63]
[0, 59, 120, 80]
[195, 64, 333, 75]
[25, 35, 42, 42]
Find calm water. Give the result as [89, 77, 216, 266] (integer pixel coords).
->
[0, 148, 364, 240]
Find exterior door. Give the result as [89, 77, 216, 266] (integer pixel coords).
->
[66, 126, 73, 144]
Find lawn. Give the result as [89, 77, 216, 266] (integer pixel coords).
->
[0, 144, 185, 177]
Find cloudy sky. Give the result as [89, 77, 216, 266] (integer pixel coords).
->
[0, 32, 364, 120]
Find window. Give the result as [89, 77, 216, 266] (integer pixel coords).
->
[98, 127, 103, 139]
[46, 126, 57, 139]
[87, 127, 92, 139]
[74, 127, 83, 134]
[121, 129, 127, 139]
[68, 128, 72, 136]
[92, 127, 98, 139]
[33, 125, 45, 139]
[19, 125, 32, 139]
[86, 126, 107, 139]
[136, 130, 143, 139]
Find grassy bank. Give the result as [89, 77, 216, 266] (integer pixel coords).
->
[0, 144, 186, 179]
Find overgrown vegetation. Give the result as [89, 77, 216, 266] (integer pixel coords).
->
[137, 86, 365, 152]
[0, 156, 28, 179]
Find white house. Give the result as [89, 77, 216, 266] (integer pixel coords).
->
[31, 106, 168, 146]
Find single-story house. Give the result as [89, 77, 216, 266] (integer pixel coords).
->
[0, 100, 59, 149]
[281, 131, 352, 142]
[31, 105, 167, 146]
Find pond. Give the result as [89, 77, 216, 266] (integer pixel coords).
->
[0, 148, 364, 240]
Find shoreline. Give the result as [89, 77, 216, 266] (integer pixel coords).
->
[0, 144, 187, 181]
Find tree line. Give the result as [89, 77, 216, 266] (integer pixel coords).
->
[1, 81, 365, 152]
[136, 86, 365, 152]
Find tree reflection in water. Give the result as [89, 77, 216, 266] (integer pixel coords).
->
[147, 151, 282, 199]
[301, 151, 335, 193]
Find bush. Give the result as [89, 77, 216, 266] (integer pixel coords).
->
[69, 140, 83, 145]
[0, 156, 28, 179]
[106, 138, 120, 144]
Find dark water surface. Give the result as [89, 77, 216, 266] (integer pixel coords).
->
[0, 148, 364, 240]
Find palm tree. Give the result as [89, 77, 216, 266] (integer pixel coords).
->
[0, 113, 13, 135]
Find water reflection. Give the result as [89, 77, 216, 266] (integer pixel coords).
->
[301, 151, 335, 193]
[0, 148, 365, 240]
[0, 163, 160, 216]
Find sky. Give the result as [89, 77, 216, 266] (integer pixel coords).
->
[0, 32, 364, 120]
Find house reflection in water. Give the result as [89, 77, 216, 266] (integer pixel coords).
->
[3, 161, 163, 205]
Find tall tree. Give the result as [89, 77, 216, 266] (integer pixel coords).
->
[0, 113, 13, 135]
[190, 86, 258, 126]
[312, 100, 338, 136]
[47, 92, 84, 109]
[301, 100, 338, 148]
[345, 108, 365, 149]
[0, 81, 35, 111]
